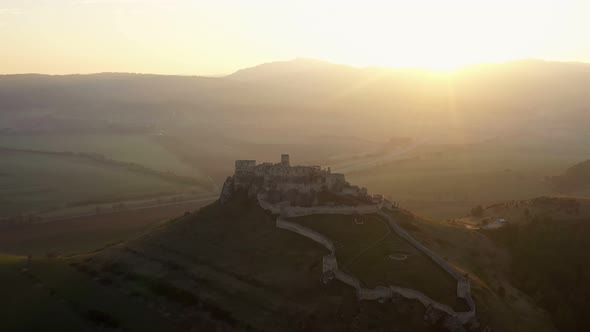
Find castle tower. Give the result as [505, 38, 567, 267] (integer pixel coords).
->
[281, 154, 290, 167]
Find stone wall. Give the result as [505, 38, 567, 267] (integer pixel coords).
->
[280, 204, 380, 218]
[257, 194, 380, 217]
[377, 209, 476, 322]
[219, 176, 234, 204]
[334, 270, 362, 290]
[273, 182, 324, 194]
[276, 218, 335, 253]
[257, 194, 282, 214]
[260, 198, 476, 325]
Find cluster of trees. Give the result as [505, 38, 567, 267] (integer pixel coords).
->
[491, 216, 590, 331]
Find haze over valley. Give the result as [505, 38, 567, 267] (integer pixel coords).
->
[2, 1, 590, 331]
[2, 58, 589, 220]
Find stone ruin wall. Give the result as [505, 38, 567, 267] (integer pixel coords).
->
[256, 194, 380, 217]
[281, 204, 380, 218]
[276, 217, 335, 253]
[259, 198, 476, 325]
[377, 209, 476, 312]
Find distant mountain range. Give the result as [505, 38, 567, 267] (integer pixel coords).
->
[1, 58, 590, 141]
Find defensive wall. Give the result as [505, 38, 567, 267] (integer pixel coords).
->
[276, 218, 335, 253]
[377, 209, 476, 318]
[259, 198, 476, 324]
[257, 194, 380, 217]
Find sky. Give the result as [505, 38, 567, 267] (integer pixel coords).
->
[1, 0, 590, 75]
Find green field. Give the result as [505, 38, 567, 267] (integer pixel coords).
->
[291, 214, 460, 310]
[0, 133, 202, 177]
[348, 142, 586, 220]
[0, 151, 197, 217]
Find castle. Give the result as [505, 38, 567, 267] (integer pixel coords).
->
[220, 154, 373, 206]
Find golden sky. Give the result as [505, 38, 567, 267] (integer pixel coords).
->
[1, 0, 589, 75]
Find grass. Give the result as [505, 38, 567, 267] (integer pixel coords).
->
[0, 200, 211, 256]
[0, 255, 171, 331]
[291, 214, 389, 260]
[0, 255, 92, 332]
[348, 143, 584, 220]
[0, 151, 197, 217]
[88, 197, 437, 331]
[347, 234, 462, 310]
[0, 133, 202, 177]
[389, 210, 559, 331]
[290, 213, 461, 310]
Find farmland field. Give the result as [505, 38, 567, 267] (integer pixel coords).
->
[0, 150, 202, 218]
[0, 133, 203, 177]
[348, 140, 587, 220]
[0, 199, 214, 256]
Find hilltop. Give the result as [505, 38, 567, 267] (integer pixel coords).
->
[1, 155, 567, 332]
[456, 196, 590, 229]
[551, 159, 590, 194]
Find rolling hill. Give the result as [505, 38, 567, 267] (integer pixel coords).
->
[551, 159, 590, 194]
[1, 191, 566, 331]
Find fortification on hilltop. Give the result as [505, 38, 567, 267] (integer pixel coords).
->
[219, 154, 376, 206]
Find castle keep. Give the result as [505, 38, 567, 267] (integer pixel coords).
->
[220, 154, 371, 206]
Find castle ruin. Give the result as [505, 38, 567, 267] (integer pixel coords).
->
[220, 154, 372, 206]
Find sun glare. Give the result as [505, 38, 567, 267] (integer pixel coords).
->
[1, 0, 588, 74]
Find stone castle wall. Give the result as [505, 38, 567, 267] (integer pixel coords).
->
[259, 198, 476, 325]
[257, 194, 380, 217]
[376, 209, 476, 321]
[276, 218, 335, 253]
[281, 204, 380, 218]
[273, 182, 324, 194]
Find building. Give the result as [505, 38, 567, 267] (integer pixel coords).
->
[220, 154, 372, 206]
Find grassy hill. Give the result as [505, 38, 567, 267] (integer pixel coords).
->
[457, 196, 590, 229]
[451, 196, 590, 331]
[291, 214, 462, 311]
[347, 139, 585, 220]
[0, 197, 438, 331]
[1, 193, 581, 331]
[484, 198, 590, 332]
[379, 208, 557, 331]
[551, 159, 590, 194]
[85, 197, 443, 331]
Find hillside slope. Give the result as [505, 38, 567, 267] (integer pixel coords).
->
[1, 194, 564, 331]
[80, 196, 435, 331]
[551, 159, 590, 194]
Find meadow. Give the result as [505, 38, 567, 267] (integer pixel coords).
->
[0, 151, 199, 218]
[0, 200, 214, 256]
[0, 133, 203, 177]
[348, 138, 588, 220]
[292, 214, 460, 310]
